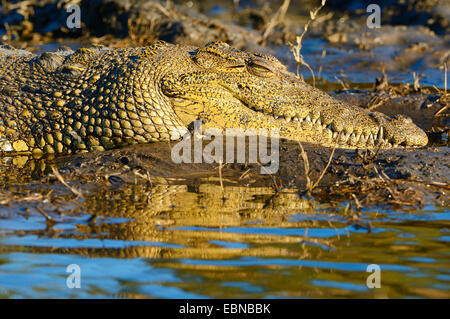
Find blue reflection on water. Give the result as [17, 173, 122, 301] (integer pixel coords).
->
[178, 257, 415, 272]
[222, 282, 265, 293]
[0, 235, 184, 249]
[0, 252, 200, 298]
[311, 280, 368, 292]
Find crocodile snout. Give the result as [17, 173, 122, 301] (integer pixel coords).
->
[384, 114, 428, 147]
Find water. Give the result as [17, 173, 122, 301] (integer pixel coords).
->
[274, 38, 448, 89]
[0, 182, 449, 298]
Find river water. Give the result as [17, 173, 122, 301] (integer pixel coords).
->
[1, 180, 449, 298]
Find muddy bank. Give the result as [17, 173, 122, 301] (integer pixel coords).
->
[1, 140, 448, 211]
[324, 0, 449, 36]
[0, 0, 266, 51]
[2, 0, 448, 43]
[60, 142, 450, 205]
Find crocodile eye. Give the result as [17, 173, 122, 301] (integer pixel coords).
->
[249, 63, 270, 72]
[248, 61, 273, 77]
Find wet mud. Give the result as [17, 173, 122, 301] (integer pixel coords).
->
[1, 140, 448, 209]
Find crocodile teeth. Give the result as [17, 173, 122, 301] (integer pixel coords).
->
[299, 117, 304, 122]
[305, 115, 311, 122]
[363, 134, 370, 143]
[378, 127, 384, 140]
[274, 115, 279, 120]
[368, 134, 375, 146]
[285, 116, 292, 123]
[332, 131, 338, 139]
[344, 132, 350, 141]
[349, 133, 357, 145]
[338, 132, 347, 143]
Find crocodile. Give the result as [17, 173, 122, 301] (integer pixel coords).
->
[0, 41, 428, 155]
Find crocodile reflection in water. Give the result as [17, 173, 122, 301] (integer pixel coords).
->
[3, 181, 334, 259]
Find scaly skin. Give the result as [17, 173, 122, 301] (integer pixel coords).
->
[0, 41, 427, 155]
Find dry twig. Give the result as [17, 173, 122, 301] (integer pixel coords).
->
[288, 0, 327, 87]
[51, 166, 83, 198]
[298, 141, 335, 194]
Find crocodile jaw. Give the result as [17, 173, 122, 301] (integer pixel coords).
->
[263, 100, 429, 149]
[265, 108, 428, 149]
[163, 81, 428, 149]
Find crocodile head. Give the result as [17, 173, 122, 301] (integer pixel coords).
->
[161, 41, 428, 148]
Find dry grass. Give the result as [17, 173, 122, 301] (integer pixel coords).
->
[327, 162, 448, 207]
[445, 62, 447, 98]
[0, 191, 49, 205]
[288, 0, 327, 87]
[298, 141, 335, 195]
[412, 72, 422, 92]
[134, 169, 154, 188]
[258, 161, 284, 192]
[260, 0, 291, 45]
[367, 94, 390, 111]
[432, 62, 449, 118]
[36, 205, 56, 225]
[334, 74, 350, 90]
[51, 166, 84, 198]
[356, 146, 383, 168]
[218, 161, 224, 192]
